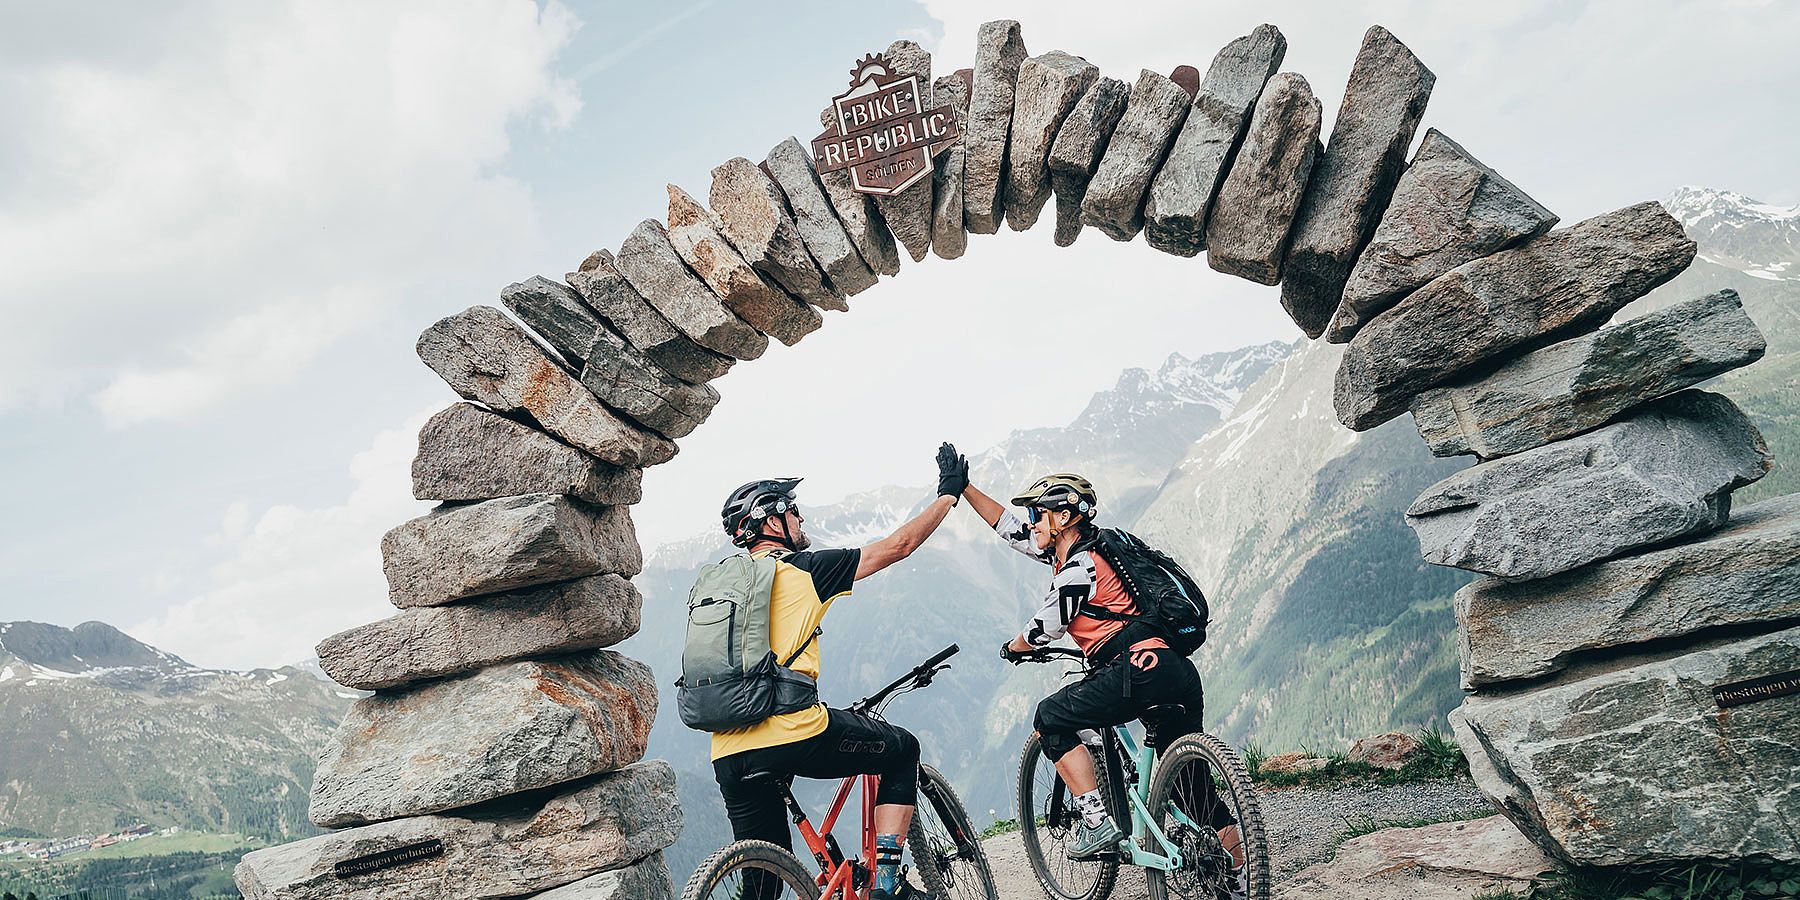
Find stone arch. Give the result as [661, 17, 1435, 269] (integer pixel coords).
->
[233, 18, 1797, 900]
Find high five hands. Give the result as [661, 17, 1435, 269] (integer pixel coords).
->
[936, 442, 969, 499]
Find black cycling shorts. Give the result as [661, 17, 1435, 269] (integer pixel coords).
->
[1034, 643, 1205, 764]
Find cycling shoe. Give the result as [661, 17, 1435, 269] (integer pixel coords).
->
[1066, 817, 1123, 861]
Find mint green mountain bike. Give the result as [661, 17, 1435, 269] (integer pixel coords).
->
[1015, 648, 1269, 900]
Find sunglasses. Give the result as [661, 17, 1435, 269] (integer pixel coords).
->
[1025, 506, 1049, 525]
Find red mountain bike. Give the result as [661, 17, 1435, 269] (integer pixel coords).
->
[682, 645, 1000, 900]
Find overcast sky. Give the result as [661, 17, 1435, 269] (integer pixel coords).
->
[1, 0, 1795, 670]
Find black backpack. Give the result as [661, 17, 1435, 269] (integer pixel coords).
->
[1079, 527, 1210, 656]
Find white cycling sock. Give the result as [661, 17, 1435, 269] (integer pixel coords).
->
[1072, 789, 1108, 828]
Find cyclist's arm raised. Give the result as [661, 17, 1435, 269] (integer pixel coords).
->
[854, 443, 969, 581]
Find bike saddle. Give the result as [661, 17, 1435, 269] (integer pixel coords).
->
[739, 770, 789, 784]
[1141, 703, 1188, 718]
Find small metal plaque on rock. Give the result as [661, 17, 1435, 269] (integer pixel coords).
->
[1713, 668, 1800, 709]
[812, 53, 960, 196]
[334, 838, 445, 878]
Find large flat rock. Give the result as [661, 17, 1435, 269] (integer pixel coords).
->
[1005, 51, 1097, 232]
[1333, 201, 1697, 430]
[1280, 816, 1552, 900]
[1205, 72, 1321, 284]
[381, 494, 642, 608]
[1458, 492, 1800, 687]
[817, 105, 902, 278]
[526, 852, 670, 900]
[1451, 626, 1800, 866]
[237, 761, 679, 900]
[566, 251, 734, 385]
[412, 403, 642, 507]
[963, 19, 1027, 235]
[931, 70, 971, 260]
[501, 276, 603, 367]
[317, 574, 641, 691]
[709, 157, 846, 311]
[580, 320, 719, 440]
[1144, 25, 1285, 257]
[1412, 289, 1767, 459]
[1280, 26, 1434, 338]
[415, 306, 677, 468]
[1330, 130, 1556, 342]
[1046, 76, 1129, 247]
[1080, 69, 1190, 241]
[614, 219, 769, 359]
[764, 137, 877, 296]
[308, 650, 656, 827]
[665, 183, 821, 347]
[1406, 390, 1771, 581]
[873, 41, 937, 262]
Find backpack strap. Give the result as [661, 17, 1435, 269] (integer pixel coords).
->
[781, 627, 822, 668]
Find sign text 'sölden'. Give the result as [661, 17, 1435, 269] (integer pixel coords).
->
[812, 53, 960, 196]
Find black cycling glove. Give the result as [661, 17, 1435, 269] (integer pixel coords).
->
[936, 442, 969, 498]
[1000, 641, 1026, 665]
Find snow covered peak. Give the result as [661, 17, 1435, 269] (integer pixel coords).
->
[1663, 186, 1800, 280]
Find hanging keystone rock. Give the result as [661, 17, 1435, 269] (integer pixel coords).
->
[1280, 26, 1435, 338]
[763, 138, 878, 296]
[931, 70, 972, 260]
[317, 575, 641, 691]
[566, 250, 735, 385]
[709, 157, 847, 311]
[963, 19, 1027, 235]
[381, 494, 642, 608]
[1205, 73, 1321, 284]
[415, 306, 677, 468]
[527, 852, 671, 900]
[1406, 390, 1771, 581]
[817, 105, 902, 277]
[1452, 626, 1800, 867]
[236, 761, 680, 900]
[1458, 492, 1800, 687]
[1330, 130, 1557, 342]
[1333, 201, 1697, 431]
[1412, 289, 1767, 459]
[872, 40, 937, 261]
[579, 324, 720, 440]
[501, 276, 604, 367]
[308, 650, 656, 828]
[412, 403, 642, 507]
[1005, 51, 1098, 231]
[614, 219, 770, 360]
[1047, 76, 1129, 246]
[1081, 69, 1191, 241]
[666, 184, 822, 347]
[1144, 24, 1286, 257]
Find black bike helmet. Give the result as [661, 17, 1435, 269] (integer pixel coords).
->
[722, 477, 802, 547]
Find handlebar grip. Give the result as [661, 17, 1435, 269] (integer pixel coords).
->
[921, 644, 959, 670]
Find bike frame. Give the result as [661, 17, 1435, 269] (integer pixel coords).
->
[1097, 723, 1202, 872]
[779, 773, 880, 900]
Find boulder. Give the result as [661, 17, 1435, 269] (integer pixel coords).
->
[1143, 24, 1286, 257]
[709, 157, 846, 311]
[1347, 731, 1425, 770]
[527, 852, 670, 900]
[500, 276, 602, 367]
[1004, 51, 1098, 231]
[665, 183, 822, 347]
[1257, 751, 1328, 776]
[1205, 73, 1321, 284]
[1280, 26, 1435, 338]
[236, 761, 679, 900]
[1280, 816, 1553, 900]
[411, 403, 641, 507]
[316, 575, 641, 691]
[816, 105, 902, 277]
[963, 19, 1027, 235]
[308, 651, 656, 828]
[381, 494, 642, 608]
[566, 250, 734, 385]
[1333, 201, 1697, 430]
[1046, 76, 1129, 246]
[1411, 288, 1766, 458]
[1458, 492, 1800, 687]
[580, 322, 719, 440]
[415, 306, 677, 468]
[1406, 390, 1771, 581]
[930, 70, 972, 261]
[613, 219, 769, 360]
[763, 137, 877, 296]
[872, 40, 936, 262]
[1080, 69, 1190, 241]
[1451, 626, 1800, 866]
[1330, 130, 1556, 342]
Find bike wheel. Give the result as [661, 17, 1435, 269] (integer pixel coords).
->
[1017, 732, 1120, 900]
[1143, 733, 1270, 900]
[910, 763, 1000, 900]
[681, 839, 821, 900]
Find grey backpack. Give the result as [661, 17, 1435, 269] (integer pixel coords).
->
[675, 552, 821, 732]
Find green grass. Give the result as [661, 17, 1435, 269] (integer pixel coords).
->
[73, 832, 261, 860]
[978, 818, 1020, 840]
[1246, 726, 1470, 789]
[1529, 860, 1800, 900]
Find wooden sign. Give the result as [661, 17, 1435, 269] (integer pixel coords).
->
[1713, 668, 1800, 709]
[334, 838, 445, 878]
[812, 53, 960, 196]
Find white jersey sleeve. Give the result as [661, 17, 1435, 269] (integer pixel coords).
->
[994, 509, 1051, 562]
[1024, 551, 1098, 647]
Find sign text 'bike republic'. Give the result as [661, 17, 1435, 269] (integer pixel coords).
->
[812, 53, 961, 196]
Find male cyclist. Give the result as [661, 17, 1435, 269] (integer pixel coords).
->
[710, 444, 968, 900]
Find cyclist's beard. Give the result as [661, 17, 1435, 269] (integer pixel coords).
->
[787, 525, 812, 551]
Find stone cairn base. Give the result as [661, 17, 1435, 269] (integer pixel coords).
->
[235, 20, 1800, 899]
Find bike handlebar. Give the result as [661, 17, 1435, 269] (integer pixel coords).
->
[851, 644, 960, 715]
[1018, 646, 1085, 662]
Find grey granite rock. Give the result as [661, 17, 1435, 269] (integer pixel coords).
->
[614, 219, 769, 360]
[236, 761, 679, 900]
[873, 40, 936, 262]
[316, 574, 641, 691]
[818, 104, 902, 278]
[963, 19, 1027, 235]
[1144, 25, 1286, 257]
[1205, 73, 1321, 284]
[1411, 289, 1767, 458]
[566, 250, 734, 385]
[1080, 69, 1190, 241]
[709, 157, 846, 311]
[1047, 76, 1129, 246]
[1406, 390, 1771, 581]
[1330, 130, 1557, 342]
[931, 70, 972, 260]
[411, 403, 642, 507]
[527, 852, 671, 900]
[1333, 202, 1697, 430]
[501, 276, 602, 367]
[580, 320, 718, 440]
[415, 306, 677, 468]
[381, 494, 642, 608]
[1458, 493, 1800, 687]
[1005, 51, 1098, 232]
[665, 184, 821, 347]
[1280, 26, 1435, 338]
[1452, 626, 1800, 866]
[763, 137, 878, 296]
